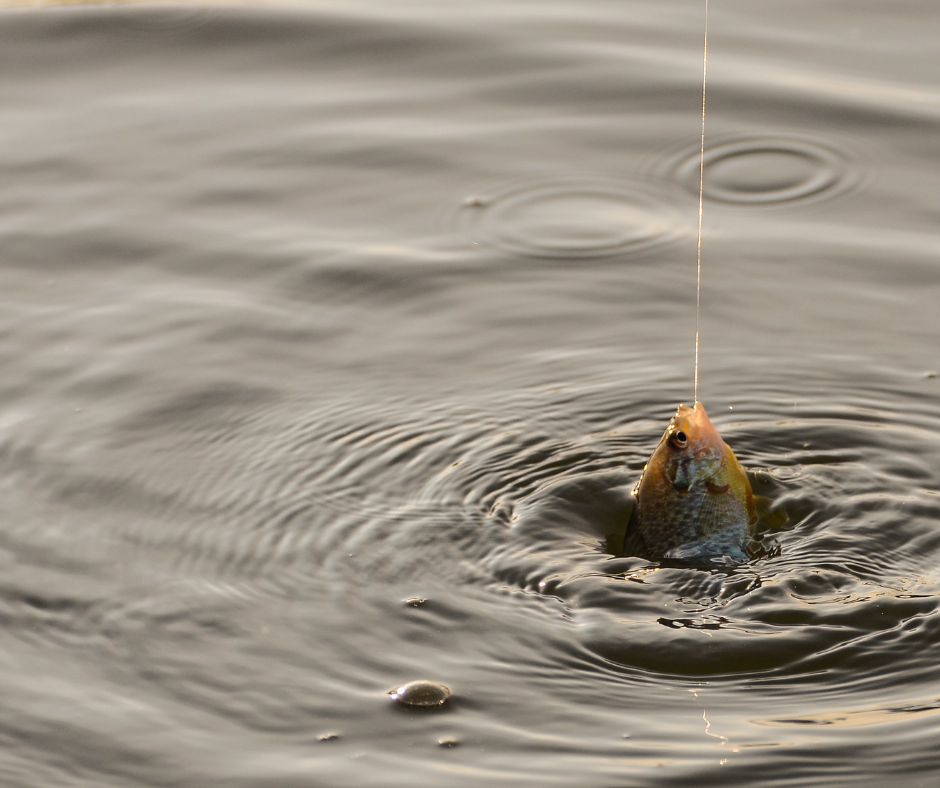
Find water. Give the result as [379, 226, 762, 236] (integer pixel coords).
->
[1, 0, 939, 784]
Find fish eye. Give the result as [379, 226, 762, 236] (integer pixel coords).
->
[670, 429, 689, 449]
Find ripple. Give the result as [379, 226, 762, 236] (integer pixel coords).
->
[428, 375, 940, 681]
[97, 2, 212, 37]
[48, 359, 940, 688]
[457, 178, 687, 259]
[664, 136, 859, 206]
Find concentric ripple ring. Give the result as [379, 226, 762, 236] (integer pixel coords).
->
[459, 178, 687, 259]
[668, 136, 857, 206]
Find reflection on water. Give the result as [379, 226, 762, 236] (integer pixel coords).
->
[1, 0, 940, 785]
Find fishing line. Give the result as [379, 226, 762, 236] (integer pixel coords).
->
[693, 0, 708, 405]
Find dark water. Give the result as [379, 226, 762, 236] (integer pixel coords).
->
[1, 0, 940, 784]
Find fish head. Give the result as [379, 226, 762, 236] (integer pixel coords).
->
[630, 401, 756, 562]
[652, 401, 726, 493]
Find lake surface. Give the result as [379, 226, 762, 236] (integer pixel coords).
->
[2, 0, 940, 785]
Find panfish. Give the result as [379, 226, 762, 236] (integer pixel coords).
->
[623, 401, 755, 564]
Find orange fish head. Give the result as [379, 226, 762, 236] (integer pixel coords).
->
[652, 401, 727, 493]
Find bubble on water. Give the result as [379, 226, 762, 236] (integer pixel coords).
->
[387, 680, 452, 708]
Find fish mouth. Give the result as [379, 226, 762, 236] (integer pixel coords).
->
[673, 482, 691, 494]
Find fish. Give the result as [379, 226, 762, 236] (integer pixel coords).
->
[622, 401, 756, 564]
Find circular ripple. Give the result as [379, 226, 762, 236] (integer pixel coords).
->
[100, 2, 211, 37]
[458, 178, 687, 259]
[668, 136, 857, 206]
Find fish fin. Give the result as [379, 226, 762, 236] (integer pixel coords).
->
[745, 534, 782, 560]
[621, 503, 649, 559]
[663, 537, 748, 567]
[603, 492, 636, 557]
[754, 495, 790, 530]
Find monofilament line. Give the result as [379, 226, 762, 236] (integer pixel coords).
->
[693, 0, 708, 405]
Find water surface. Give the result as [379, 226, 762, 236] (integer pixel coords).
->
[1, 0, 940, 785]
